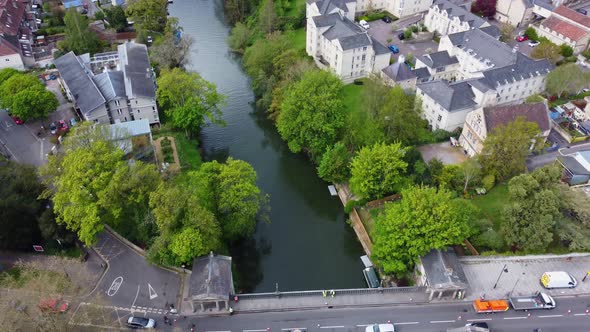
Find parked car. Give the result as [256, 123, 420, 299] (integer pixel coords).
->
[49, 122, 57, 134]
[465, 322, 489, 329]
[388, 45, 399, 53]
[540, 271, 577, 289]
[147, 35, 153, 43]
[11, 115, 23, 125]
[69, 118, 77, 127]
[366, 323, 395, 332]
[516, 35, 529, 42]
[38, 299, 69, 313]
[58, 120, 69, 131]
[398, 32, 405, 40]
[529, 40, 540, 47]
[359, 19, 370, 29]
[126, 316, 156, 329]
[381, 16, 392, 23]
[577, 8, 588, 15]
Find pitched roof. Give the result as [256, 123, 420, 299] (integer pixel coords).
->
[0, 0, 26, 36]
[483, 102, 550, 133]
[189, 252, 235, 301]
[559, 155, 590, 175]
[310, 0, 354, 15]
[481, 53, 553, 87]
[118, 42, 156, 99]
[413, 67, 431, 79]
[417, 79, 478, 112]
[533, 0, 554, 11]
[371, 37, 390, 55]
[479, 25, 502, 38]
[93, 71, 126, 102]
[419, 50, 458, 68]
[554, 5, 590, 29]
[447, 28, 516, 68]
[420, 248, 468, 290]
[110, 119, 151, 140]
[0, 36, 19, 56]
[541, 16, 588, 41]
[433, 0, 488, 29]
[54, 52, 106, 116]
[313, 13, 373, 50]
[382, 61, 417, 81]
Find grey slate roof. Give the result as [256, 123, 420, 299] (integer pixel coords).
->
[119, 42, 156, 99]
[93, 71, 126, 102]
[417, 79, 478, 112]
[479, 25, 501, 38]
[308, 0, 354, 15]
[382, 62, 417, 81]
[533, 0, 555, 11]
[419, 51, 458, 68]
[559, 156, 590, 175]
[434, 0, 488, 29]
[54, 52, 105, 116]
[313, 13, 372, 50]
[447, 28, 516, 68]
[481, 53, 553, 88]
[190, 253, 235, 301]
[371, 37, 390, 55]
[420, 248, 468, 290]
[413, 67, 431, 80]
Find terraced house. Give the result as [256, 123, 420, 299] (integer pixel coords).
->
[424, 0, 491, 36]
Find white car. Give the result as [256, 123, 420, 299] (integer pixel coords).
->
[366, 323, 395, 332]
[528, 40, 540, 47]
[359, 19, 370, 29]
[126, 316, 156, 329]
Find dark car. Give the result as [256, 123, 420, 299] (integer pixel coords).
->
[466, 322, 489, 329]
[126, 316, 156, 329]
[381, 16, 392, 23]
[398, 32, 405, 40]
[577, 8, 588, 15]
[49, 122, 57, 134]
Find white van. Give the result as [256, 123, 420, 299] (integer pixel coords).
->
[359, 20, 370, 29]
[540, 271, 577, 289]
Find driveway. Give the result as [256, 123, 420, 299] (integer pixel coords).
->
[93, 231, 181, 314]
[418, 142, 468, 165]
[367, 19, 439, 63]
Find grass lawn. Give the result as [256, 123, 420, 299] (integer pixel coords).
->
[153, 126, 202, 172]
[342, 83, 364, 116]
[286, 28, 306, 52]
[471, 183, 509, 229]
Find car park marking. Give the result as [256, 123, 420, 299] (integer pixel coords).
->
[320, 326, 344, 329]
[467, 318, 492, 321]
[430, 320, 456, 323]
[245, 330, 268, 332]
[107, 276, 123, 296]
[574, 313, 589, 316]
[148, 283, 158, 300]
[538, 314, 563, 318]
[281, 328, 306, 331]
[504, 316, 528, 320]
[395, 322, 419, 325]
[131, 285, 140, 307]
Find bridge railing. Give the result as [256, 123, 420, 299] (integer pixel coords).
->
[234, 286, 427, 299]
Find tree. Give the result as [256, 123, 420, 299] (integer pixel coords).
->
[277, 70, 345, 161]
[372, 186, 476, 274]
[10, 85, 59, 121]
[362, 75, 390, 119]
[524, 27, 538, 41]
[502, 165, 561, 251]
[479, 117, 541, 181]
[228, 22, 252, 53]
[0, 73, 42, 110]
[156, 68, 226, 137]
[169, 227, 204, 265]
[530, 41, 560, 64]
[471, 0, 497, 17]
[0, 68, 19, 86]
[349, 142, 409, 200]
[556, 183, 590, 250]
[546, 63, 590, 98]
[224, 0, 254, 25]
[377, 86, 428, 144]
[149, 32, 194, 69]
[258, 0, 278, 35]
[104, 5, 127, 32]
[61, 8, 102, 54]
[125, 0, 167, 33]
[461, 158, 481, 192]
[560, 44, 574, 57]
[317, 142, 352, 183]
[499, 22, 515, 42]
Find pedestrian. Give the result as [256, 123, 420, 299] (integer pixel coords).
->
[163, 315, 168, 324]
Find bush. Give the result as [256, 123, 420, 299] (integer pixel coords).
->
[474, 228, 505, 251]
[560, 44, 574, 57]
[410, 25, 419, 33]
[525, 27, 538, 41]
[482, 174, 495, 191]
[344, 199, 367, 213]
[353, 79, 364, 85]
[583, 50, 590, 60]
[387, 38, 392, 43]
[403, 29, 413, 39]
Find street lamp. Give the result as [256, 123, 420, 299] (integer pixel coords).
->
[493, 264, 508, 289]
[510, 272, 525, 297]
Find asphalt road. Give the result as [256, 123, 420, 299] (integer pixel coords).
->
[0, 110, 50, 165]
[92, 231, 181, 314]
[527, 141, 590, 170]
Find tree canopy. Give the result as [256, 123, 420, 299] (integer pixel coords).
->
[60, 8, 102, 55]
[317, 142, 352, 183]
[530, 41, 560, 64]
[104, 5, 128, 32]
[546, 63, 590, 98]
[372, 186, 477, 274]
[349, 142, 409, 200]
[277, 70, 345, 161]
[126, 0, 168, 33]
[0, 72, 58, 121]
[156, 68, 226, 137]
[479, 117, 541, 181]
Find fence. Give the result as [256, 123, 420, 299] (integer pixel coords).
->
[235, 286, 427, 299]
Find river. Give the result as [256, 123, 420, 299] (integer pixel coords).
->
[168, 0, 365, 292]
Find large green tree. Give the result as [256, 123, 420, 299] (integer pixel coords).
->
[61, 8, 102, 55]
[530, 41, 560, 64]
[479, 117, 541, 181]
[0, 73, 42, 110]
[125, 0, 167, 33]
[317, 142, 352, 183]
[372, 186, 476, 274]
[377, 86, 428, 144]
[277, 70, 345, 161]
[502, 165, 561, 252]
[156, 68, 226, 137]
[257, 0, 279, 35]
[546, 63, 590, 98]
[349, 142, 409, 200]
[10, 85, 59, 121]
[104, 5, 128, 32]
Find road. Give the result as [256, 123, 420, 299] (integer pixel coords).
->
[0, 110, 51, 165]
[527, 142, 590, 170]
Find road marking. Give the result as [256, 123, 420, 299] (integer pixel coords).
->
[206, 331, 231, 332]
[467, 318, 492, 322]
[245, 330, 268, 332]
[281, 329, 306, 331]
[356, 325, 371, 327]
[574, 313, 589, 316]
[148, 283, 158, 300]
[395, 322, 419, 325]
[320, 326, 344, 329]
[504, 317, 528, 320]
[430, 320, 456, 324]
[107, 276, 123, 296]
[538, 314, 563, 318]
[131, 285, 140, 308]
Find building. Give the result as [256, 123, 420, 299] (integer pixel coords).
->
[415, 27, 553, 131]
[381, 54, 418, 89]
[534, 6, 590, 54]
[558, 150, 590, 185]
[54, 41, 160, 125]
[109, 119, 153, 155]
[495, 0, 534, 27]
[416, 248, 468, 301]
[189, 252, 235, 313]
[424, 0, 491, 36]
[459, 102, 551, 156]
[355, 0, 433, 18]
[0, 0, 29, 70]
[306, 0, 391, 82]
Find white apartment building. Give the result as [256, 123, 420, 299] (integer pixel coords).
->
[307, 0, 391, 82]
[424, 0, 490, 36]
[495, 0, 534, 27]
[534, 6, 590, 54]
[355, 0, 433, 18]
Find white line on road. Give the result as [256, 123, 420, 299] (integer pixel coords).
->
[131, 285, 140, 308]
[206, 331, 231, 332]
[281, 329, 305, 331]
[395, 322, 419, 325]
[574, 313, 589, 316]
[467, 318, 492, 322]
[504, 317, 528, 320]
[245, 330, 267, 332]
[538, 314, 564, 318]
[356, 325, 370, 327]
[320, 326, 345, 329]
[430, 320, 456, 324]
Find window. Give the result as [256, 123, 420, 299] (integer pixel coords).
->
[117, 109, 122, 115]
[362, 55, 366, 61]
[363, 47, 367, 51]
[152, 106, 156, 111]
[437, 114, 442, 122]
[115, 100, 120, 106]
[135, 100, 138, 104]
[137, 109, 141, 113]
